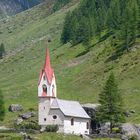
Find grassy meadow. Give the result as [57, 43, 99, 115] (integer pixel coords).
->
[0, 0, 140, 131]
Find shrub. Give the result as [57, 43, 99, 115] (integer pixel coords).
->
[129, 135, 138, 140]
[112, 127, 120, 133]
[15, 122, 41, 130]
[46, 125, 59, 132]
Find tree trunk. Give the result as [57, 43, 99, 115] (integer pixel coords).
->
[110, 122, 113, 133]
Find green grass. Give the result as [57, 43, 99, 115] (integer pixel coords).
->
[0, 132, 120, 140]
[35, 133, 120, 140]
[33, 133, 82, 140]
[0, 0, 140, 130]
[0, 133, 22, 140]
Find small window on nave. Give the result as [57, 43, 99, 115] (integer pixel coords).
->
[71, 118, 74, 126]
[53, 115, 57, 120]
[86, 122, 89, 129]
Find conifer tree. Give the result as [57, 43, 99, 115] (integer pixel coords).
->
[98, 73, 125, 133]
[0, 90, 5, 122]
[0, 43, 5, 59]
[61, 12, 72, 44]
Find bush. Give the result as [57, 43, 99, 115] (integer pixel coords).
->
[15, 122, 41, 130]
[112, 127, 120, 133]
[129, 135, 138, 140]
[46, 125, 59, 132]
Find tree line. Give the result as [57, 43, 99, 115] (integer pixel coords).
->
[61, 0, 140, 51]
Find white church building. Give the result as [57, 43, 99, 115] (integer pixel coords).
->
[38, 48, 90, 135]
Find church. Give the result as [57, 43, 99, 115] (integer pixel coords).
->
[38, 48, 90, 135]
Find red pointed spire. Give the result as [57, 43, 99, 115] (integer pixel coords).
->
[38, 48, 54, 86]
[44, 48, 54, 85]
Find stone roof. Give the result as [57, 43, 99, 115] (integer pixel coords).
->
[51, 98, 90, 119]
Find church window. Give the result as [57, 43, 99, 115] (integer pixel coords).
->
[86, 122, 89, 129]
[71, 118, 74, 126]
[43, 75, 46, 80]
[53, 115, 57, 119]
[44, 107, 45, 110]
[42, 84, 47, 93]
[44, 118, 46, 121]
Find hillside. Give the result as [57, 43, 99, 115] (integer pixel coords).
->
[0, 0, 43, 19]
[0, 0, 140, 130]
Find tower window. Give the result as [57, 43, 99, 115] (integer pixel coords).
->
[44, 118, 46, 121]
[43, 75, 46, 80]
[42, 84, 47, 93]
[71, 118, 74, 126]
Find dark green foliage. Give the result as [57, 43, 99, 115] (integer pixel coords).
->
[53, 0, 71, 12]
[16, 122, 41, 130]
[61, 0, 140, 51]
[98, 73, 125, 132]
[46, 125, 59, 132]
[0, 43, 5, 59]
[0, 134, 22, 140]
[129, 135, 138, 140]
[0, 90, 5, 121]
[61, 12, 72, 44]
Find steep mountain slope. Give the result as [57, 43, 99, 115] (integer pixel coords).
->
[0, 0, 140, 128]
[0, 0, 43, 19]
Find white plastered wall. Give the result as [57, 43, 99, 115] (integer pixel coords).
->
[64, 117, 90, 135]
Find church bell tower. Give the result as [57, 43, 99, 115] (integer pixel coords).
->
[38, 48, 57, 126]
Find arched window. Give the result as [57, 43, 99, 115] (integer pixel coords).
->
[44, 118, 46, 121]
[86, 122, 89, 129]
[42, 84, 47, 93]
[71, 118, 74, 126]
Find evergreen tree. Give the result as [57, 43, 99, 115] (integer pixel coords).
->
[61, 12, 72, 44]
[0, 43, 5, 59]
[0, 90, 5, 122]
[98, 73, 125, 133]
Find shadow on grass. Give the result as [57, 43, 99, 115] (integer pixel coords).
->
[75, 49, 90, 57]
[105, 42, 134, 62]
[98, 31, 113, 43]
[89, 31, 113, 48]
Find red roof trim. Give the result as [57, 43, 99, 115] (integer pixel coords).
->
[38, 69, 43, 86]
[38, 96, 56, 98]
[42, 91, 47, 97]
